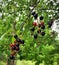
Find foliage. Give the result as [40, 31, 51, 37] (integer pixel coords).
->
[0, 0, 59, 65]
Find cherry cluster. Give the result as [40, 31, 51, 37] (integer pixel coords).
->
[30, 11, 54, 39]
[9, 35, 24, 60]
[32, 11, 38, 19]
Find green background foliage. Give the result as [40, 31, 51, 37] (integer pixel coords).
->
[0, 0, 59, 65]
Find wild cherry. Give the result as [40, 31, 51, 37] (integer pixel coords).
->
[21, 40, 25, 44]
[40, 16, 44, 20]
[16, 47, 19, 51]
[14, 35, 18, 39]
[30, 27, 35, 32]
[41, 25, 45, 29]
[34, 34, 38, 39]
[40, 22, 44, 26]
[32, 11, 36, 16]
[15, 43, 19, 47]
[10, 44, 16, 50]
[41, 32, 45, 36]
[33, 22, 37, 27]
[33, 14, 38, 19]
[9, 55, 15, 60]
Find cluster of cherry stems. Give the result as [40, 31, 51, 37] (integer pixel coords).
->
[30, 11, 54, 39]
[10, 35, 24, 60]
[9, 11, 54, 60]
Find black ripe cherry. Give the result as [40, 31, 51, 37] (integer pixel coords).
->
[14, 35, 18, 39]
[34, 34, 38, 39]
[15, 43, 19, 47]
[30, 27, 35, 32]
[32, 11, 36, 16]
[40, 16, 44, 20]
[10, 55, 15, 60]
[33, 14, 38, 19]
[16, 47, 19, 51]
[41, 25, 45, 29]
[41, 32, 45, 36]
[14, 35, 21, 42]
[21, 40, 25, 44]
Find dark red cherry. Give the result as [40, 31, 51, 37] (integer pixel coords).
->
[15, 43, 19, 47]
[16, 47, 19, 51]
[10, 44, 16, 50]
[33, 22, 37, 27]
[40, 22, 44, 26]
